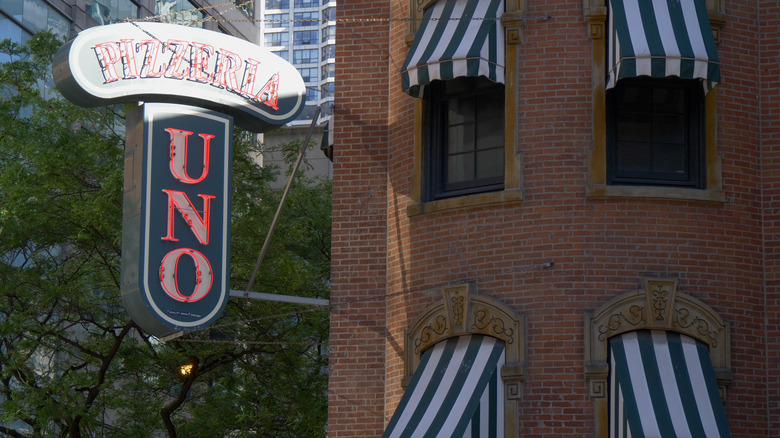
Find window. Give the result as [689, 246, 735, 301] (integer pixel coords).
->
[607, 77, 704, 188]
[293, 30, 317, 45]
[265, 13, 288, 28]
[293, 0, 316, 7]
[321, 44, 335, 61]
[321, 63, 334, 80]
[297, 67, 317, 82]
[322, 6, 335, 21]
[271, 50, 288, 61]
[265, 0, 288, 9]
[292, 48, 317, 64]
[424, 76, 504, 201]
[404, 0, 523, 216]
[384, 284, 525, 438]
[155, 0, 203, 27]
[584, 278, 733, 438]
[86, 0, 138, 25]
[293, 11, 317, 26]
[235, 0, 252, 19]
[320, 81, 333, 97]
[609, 330, 731, 437]
[264, 32, 288, 47]
[321, 25, 334, 42]
[583, 0, 726, 202]
[1, 0, 69, 37]
[305, 87, 317, 102]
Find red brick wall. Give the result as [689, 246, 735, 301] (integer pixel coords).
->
[331, 0, 771, 436]
[328, 1, 390, 436]
[760, 0, 780, 434]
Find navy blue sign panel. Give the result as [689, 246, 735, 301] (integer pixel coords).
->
[121, 103, 232, 337]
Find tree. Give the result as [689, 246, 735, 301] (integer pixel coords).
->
[0, 32, 329, 437]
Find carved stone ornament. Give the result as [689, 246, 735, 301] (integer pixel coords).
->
[584, 278, 732, 401]
[402, 283, 526, 438]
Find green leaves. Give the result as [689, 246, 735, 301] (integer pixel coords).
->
[0, 32, 329, 437]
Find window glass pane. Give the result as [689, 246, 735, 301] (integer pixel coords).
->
[447, 153, 475, 184]
[46, 5, 68, 37]
[22, 0, 48, 32]
[616, 112, 651, 142]
[293, 11, 317, 26]
[305, 87, 317, 101]
[448, 97, 474, 125]
[654, 143, 687, 174]
[0, 15, 28, 63]
[321, 45, 335, 61]
[266, 13, 288, 27]
[265, 32, 289, 47]
[653, 87, 684, 113]
[654, 114, 686, 144]
[0, 0, 24, 20]
[155, 0, 203, 27]
[293, 48, 317, 64]
[293, 0, 315, 7]
[293, 30, 317, 45]
[447, 124, 474, 155]
[476, 148, 504, 180]
[271, 50, 288, 61]
[265, 0, 288, 8]
[477, 118, 503, 150]
[615, 142, 652, 173]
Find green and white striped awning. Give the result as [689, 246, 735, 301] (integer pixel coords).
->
[608, 0, 721, 92]
[383, 335, 505, 438]
[610, 330, 732, 438]
[401, 0, 505, 98]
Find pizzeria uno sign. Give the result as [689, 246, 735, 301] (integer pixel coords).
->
[53, 23, 306, 337]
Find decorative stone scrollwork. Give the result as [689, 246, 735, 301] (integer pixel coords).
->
[473, 309, 515, 344]
[584, 278, 732, 438]
[597, 305, 645, 341]
[414, 315, 447, 353]
[403, 283, 526, 438]
[585, 278, 732, 405]
[674, 308, 719, 347]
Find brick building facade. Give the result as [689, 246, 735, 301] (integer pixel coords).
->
[329, 0, 777, 436]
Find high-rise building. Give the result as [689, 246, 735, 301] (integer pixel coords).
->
[257, 0, 335, 186]
[259, 0, 335, 125]
[0, 0, 259, 45]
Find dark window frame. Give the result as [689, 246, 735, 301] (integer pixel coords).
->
[606, 77, 705, 189]
[424, 76, 505, 201]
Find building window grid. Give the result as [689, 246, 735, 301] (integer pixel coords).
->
[293, 11, 318, 26]
[293, 0, 316, 7]
[265, 0, 288, 9]
[298, 66, 317, 82]
[1, 0, 70, 38]
[321, 6, 334, 21]
[265, 13, 288, 28]
[265, 31, 289, 47]
[321, 44, 335, 61]
[321, 24, 334, 42]
[293, 48, 317, 64]
[155, 0, 204, 27]
[293, 29, 317, 45]
[320, 63, 334, 80]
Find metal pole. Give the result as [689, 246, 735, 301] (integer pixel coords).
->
[244, 106, 322, 294]
[229, 290, 329, 307]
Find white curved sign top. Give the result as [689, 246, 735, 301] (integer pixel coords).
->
[53, 22, 306, 132]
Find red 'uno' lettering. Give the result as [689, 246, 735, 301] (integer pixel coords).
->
[166, 128, 213, 184]
[159, 248, 213, 302]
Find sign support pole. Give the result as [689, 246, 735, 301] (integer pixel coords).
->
[244, 106, 322, 294]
